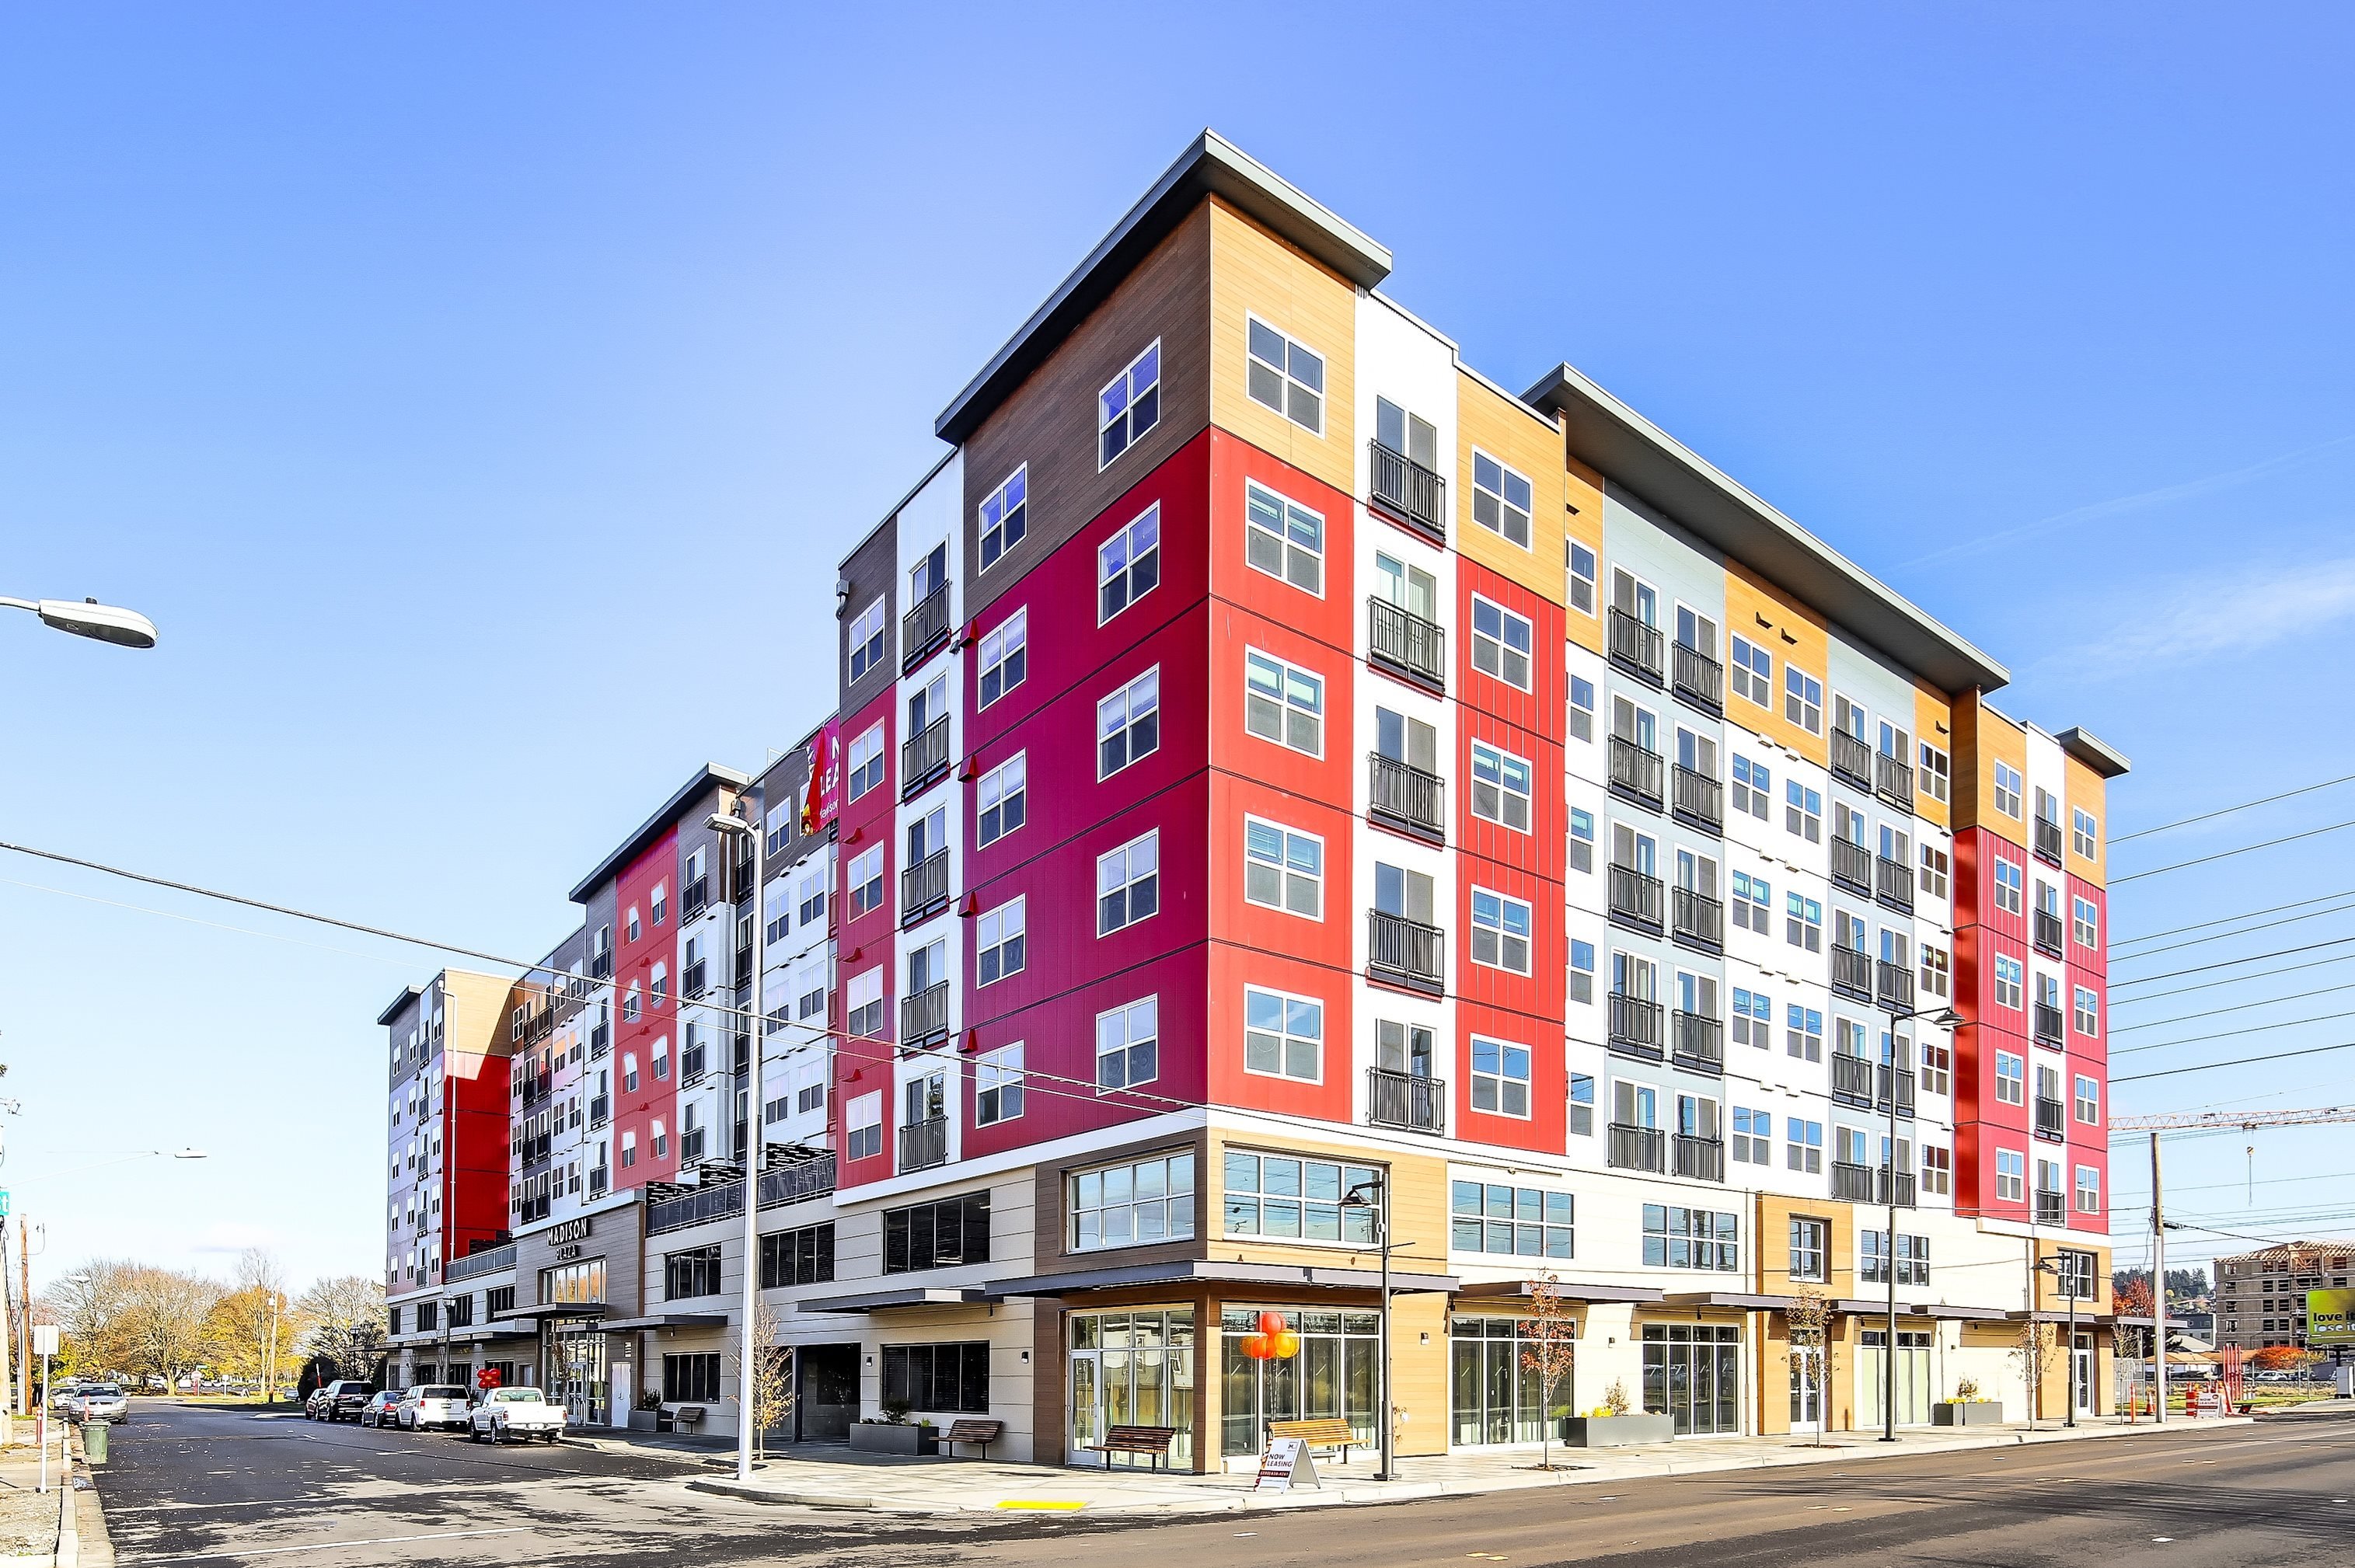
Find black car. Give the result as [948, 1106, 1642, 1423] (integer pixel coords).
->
[316, 1380, 377, 1422]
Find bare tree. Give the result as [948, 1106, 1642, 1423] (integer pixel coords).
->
[1786, 1288, 1832, 1446]
[2013, 1319, 2055, 1429]
[1517, 1274, 1579, 1472]
[298, 1275, 387, 1380]
[731, 1292, 794, 1459]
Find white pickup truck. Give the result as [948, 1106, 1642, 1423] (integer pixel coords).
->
[466, 1387, 568, 1444]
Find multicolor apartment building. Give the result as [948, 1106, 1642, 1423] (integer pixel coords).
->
[380, 132, 2126, 1462]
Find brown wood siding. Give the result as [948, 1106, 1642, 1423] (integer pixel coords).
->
[837, 514, 899, 718]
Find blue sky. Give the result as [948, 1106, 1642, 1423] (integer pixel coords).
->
[4, 3, 2352, 1291]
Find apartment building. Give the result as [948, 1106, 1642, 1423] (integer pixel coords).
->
[2214, 1242, 2355, 1351]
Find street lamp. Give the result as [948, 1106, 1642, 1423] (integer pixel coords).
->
[0, 595, 158, 650]
[1878, 1002, 1963, 1442]
[1339, 1177, 1394, 1481]
[2033, 1255, 2081, 1427]
[706, 806, 767, 1484]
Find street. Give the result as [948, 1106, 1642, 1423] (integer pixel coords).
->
[95, 1401, 2355, 1566]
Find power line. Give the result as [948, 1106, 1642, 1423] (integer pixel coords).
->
[2111, 952, 2355, 1008]
[2111, 817, 2355, 885]
[2110, 898, 2355, 959]
[2111, 773, 2355, 845]
[2110, 984, 2355, 1034]
[2113, 1041, 2355, 1084]
[2112, 935, 2355, 989]
[2113, 1011, 2355, 1058]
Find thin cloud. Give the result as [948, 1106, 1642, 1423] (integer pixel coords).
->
[2060, 555, 2355, 679]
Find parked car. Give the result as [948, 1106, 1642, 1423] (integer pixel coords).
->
[358, 1392, 403, 1427]
[76, 1385, 129, 1424]
[397, 1385, 473, 1432]
[51, 1387, 87, 1420]
[315, 1380, 376, 1422]
[467, 1387, 566, 1444]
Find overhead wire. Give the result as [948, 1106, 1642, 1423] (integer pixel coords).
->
[2109, 984, 2355, 1034]
[2113, 1041, 2355, 1084]
[2111, 935, 2355, 989]
[2109, 901, 2355, 961]
[2112, 1011, 2355, 1057]
[2109, 952, 2355, 1008]
[2110, 773, 2355, 845]
[2110, 817, 2355, 884]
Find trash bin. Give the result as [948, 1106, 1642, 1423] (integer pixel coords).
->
[82, 1419, 108, 1465]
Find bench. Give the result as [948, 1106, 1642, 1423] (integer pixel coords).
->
[672, 1405, 705, 1429]
[942, 1417, 1003, 1459]
[1267, 1417, 1358, 1464]
[1087, 1424, 1180, 1471]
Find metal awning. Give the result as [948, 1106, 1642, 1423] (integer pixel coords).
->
[796, 1287, 988, 1315]
[1910, 1302, 2016, 1322]
[1453, 1281, 1665, 1306]
[979, 1259, 1458, 1300]
[492, 1301, 609, 1321]
[2009, 1308, 2112, 1325]
[599, 1313, 731, 1332]
[1662, 1291, 1799, 1312]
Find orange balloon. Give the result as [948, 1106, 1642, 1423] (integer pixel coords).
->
[1271, 1330, 1301, 1359]
[1240, 1333, 1271, 1360]
[1258, 1312, 1288, 1338]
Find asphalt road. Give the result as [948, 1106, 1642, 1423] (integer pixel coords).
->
[96, 1400, 2355, 1567]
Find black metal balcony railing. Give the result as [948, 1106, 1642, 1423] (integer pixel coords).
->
[1368, 439, 1447, 542]
[1673, 1010, 1724, 1075]
[1672, 886, 1723, 951]
[1876, 750, 1914, 810]
[681, 960, 707, 1000]
[1608, 993, 1664, 1059]
[898, 1117, 949, 1173]
[1369, 753, 1446, 841]
[1367, 1068, 1446, 1134]
[2035, 1096, 2067, 1141]
[1878, 1064, 1917, 1120]
[1368, 598, 1446, 689]
[588, 1021, 610, 1058]
[2034, 816, 2065, 866]
[588, 1095, 609, 1128]
[1831, 1052, 1877, 1106]
[590, 951, 613, 981]
[1607, 608, 1665, 685]
[1367, 909, 1446, 993]
[1671, 642, 1723, 714]
[1833, 1160, 1876, 1201]
[1608, 735, 1666, 810]
[1673, 1133, 1726, 1183]
[759, 1152, 838, 1209]
[1609, 1122, 1666, 1173]
[1830, 943, 1874, 1001]
[445, 1243, 516, 1284]
[902, 585, 951, 672]
[1876, 855, 1914, 913]
[901, 849, 949, 925]
[902, 716, 950, 798]
[902, 982, 951, 1050]
[1876, 959, 1916, 1015]
[1881, 1168, 1919, 1207]
[1672, 765, 1723, 835]
[647, 1183, 743, 1236]
[1831, 729, 1874, 791]
[1830, 835, 1873, 895]
[682, 876, 710, 923]
[1608, 864, 1665, 934]
[2033, 908, 2067, 957]
[2036, 1190, 2067, 1225]
[2034, 1001, 2067, 1046]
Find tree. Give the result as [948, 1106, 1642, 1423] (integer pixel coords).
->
[2013, 1320, 2057, 1427]
[1516, 1274, 1579, 1472]
[1785, 1288, 1833, 1445]
[44, 1260, 224, 1386]
[2113, 1275, 2154, 1411]
[298, 1276, 386, 1380]
[2249, 1344, 2319, 1373]
[730, 1292, 794, 1459]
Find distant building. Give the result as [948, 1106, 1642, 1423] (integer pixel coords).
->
[2213, 1242, 2355, 1350]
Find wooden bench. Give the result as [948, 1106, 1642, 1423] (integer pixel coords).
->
[672, 1405, 705, 1429]
[1087, 1424, 1180, 1471]
[942, 1417, 1003, 1459]
[1267, 1417, 1358, 1465]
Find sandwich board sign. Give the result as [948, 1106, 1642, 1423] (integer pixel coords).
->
[1254, 1436, 1320, 1492]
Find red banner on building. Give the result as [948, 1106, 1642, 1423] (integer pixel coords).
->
[805, 717, 841, 836]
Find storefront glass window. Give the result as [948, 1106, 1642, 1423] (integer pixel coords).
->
[1219, 1308, 1378, 1456]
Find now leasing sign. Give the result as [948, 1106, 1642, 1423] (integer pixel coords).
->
[2308, 1288, 2355, 1347]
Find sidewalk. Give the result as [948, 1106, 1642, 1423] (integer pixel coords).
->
[675, 1413, 2262, 1516]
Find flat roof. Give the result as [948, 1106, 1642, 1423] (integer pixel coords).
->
[933, 129, 1391, 447]
[1523, 361, 2011, 695]
[567, 763, 752, 904]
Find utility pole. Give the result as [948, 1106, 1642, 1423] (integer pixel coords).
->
[16, 1218, 30, 1418]
[2151, 1131, 2168, 1424]
[0, 1217, 12, 1444]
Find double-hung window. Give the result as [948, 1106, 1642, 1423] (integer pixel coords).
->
[845, 968, 883, 1038]
[1731, 988, 1771, 1047]
[1995, 1148, 2025, 1201]
[847, 845, 884, 918]
[1731, 872, 1771, 933]
[1096, 832, 1160, 935]
[1097, 667, 1160, 777]
[1732, 1107, 1773, 1164]
[847, 597, 885, 684]
[1471, 889, 1533, 974]
[1471, 451, 1532, 547]
[976, 1043, 1024, 1125]
[1568, 675, 1596, 741]
[1786, 1117, 1824, 1173]
[1784, 666, 1823, 733]
[1097, 340, 1160, 467]
[978, 608, 1027, 707]
[1918, 742, 1950, 803]
[847, 723, 885, 800]
[2073, 985, 2100, 1036]
[1244, 987, 1324, 1082]
[1244, 817, 1323, 918]
[1731, 754, 1771, 818]
[2072, 895, 2099, 947]
[1994, 955, 2023, 1009]
[844, 1092, 882, 1161]
[1993, 762, 2024, 818]
[1920, 844, 1951, 899]
[977, 898, 1027, 985]
[1246, 316, 1324, 431]
[1470, 740, 1533, 831]
[978, 466, 1027, 570]
[1569, 808, 1596, 872]
[2074, 1165, 2102, 1214]
[1244, 650, 1324, 754]
[1244, 481, 1324, 594]
[1470, 596, 1533, 690]
[1994, 1050, 2025, 1105]
[1099, 505, 1160, 622]
[1730, 635, 1773, 706]
[1095, 997, 1158, 1089]
[1785, 779, 1823, 841]
[1470, 1037, 1530, 1117]
[1566, 540, 1597, 613]
[2072, 807, 2099, 859]
[1786, 1005, 1823, 1062]
[1994, 857, 2024, 914]
[1785, 893, 1823, 951]
[2074, 1072, 2099, 1124]
[976, 754, 1026, 847]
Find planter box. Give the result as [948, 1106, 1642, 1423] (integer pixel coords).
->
[849, 1421, 938, 1455]
[1562, 1413, 1676, 1448]
[627, 1410, 658, 1431]
[1932, 1400, 2004, 1427]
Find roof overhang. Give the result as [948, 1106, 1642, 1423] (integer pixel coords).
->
[2011, 1308, 2112, 1325]
[796, 1287, 989, 1315]
[2056, 726, 2132, 778]
[1662, 1291, 1799, 1312]
[598, 1313, 731, 1332]
[1523, 361, 2010, 695]
[1908, 1302, 2017, 1322]
[490, 1302, 609, 1322]
[376, 985, 424, 1027]
[1453, 1281, 1665, 1306]
[568, 764, 752, 903]
[934, 130, 1391, 447]
[979, 1259, 1457, 1300]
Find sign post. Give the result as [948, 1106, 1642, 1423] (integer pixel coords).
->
[31, 1324, 58, 1494]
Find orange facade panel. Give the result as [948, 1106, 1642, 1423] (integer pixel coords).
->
[1952, 692, 2029, 851]
[1207, 197, 1357, 497]
[2064, 754, 2109, 887]
[1455, 368, 1567, 609]
[1562, 451, 1606, 657]
[1723, 560, 1830, 768]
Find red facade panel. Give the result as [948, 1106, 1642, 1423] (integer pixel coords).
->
[609, 830, 679, 1193]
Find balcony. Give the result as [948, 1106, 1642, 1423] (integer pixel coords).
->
[1367, 1068, 1446, 1134]
[1609, 1121, 1666, 1173]
[1830, 835, 1873, 896]
[682, 876, 710, 923]
[1607, 608, 1665, 685]
[1369, 753, 1446, 843]
[1830, 943, 1874, 1002]
[1831, 729, 1874, 792]
[901, 982, 951, 1051]
[588, 1094, 609, 1128]
[759, 1152, 839, 1209]
[647, 1182, 744, 1236]
[2034, 1001, 2066, 1047]
[1608, 993, 1664, 1060]
[2035, 1096, 2067, 1141]
[1670, 642, 1723, 715]
[901, 848, 949, 925]
[1672, 886, 1723, 952]
[1672, 1010, 1723, 1075]
[902, 716, 950, 799]
[1831, 1052, 1876, 1107]
[1876, 855, 1914, 914]
[898, 1117, 949, 1173]
[1672, 766, 1722, 835]
[1368, 439, 1447, 543]
[2036, 1190, 2067, 1225]
[589, 951, 613, 981]
[1875, 751, 1914, 811]
[1367, 909, 1446, 995]
[681, 960, 707, 1000]
[1673, 1133, 1725, 1183]
[1607, 863, 1665, 936]
[1876, 959, 1915, 1015]
[1877, 1064, 1917, 1120]
[2034, 816, 2065, 867]
[446, 1243, 515, 1284]
[902, 585, 951, 672]
[1882, 1169, 1918, 1207]
[588, 1022, 610, 1058]
[2033, 908, 2067, 957]
[1608, 736, 1665, 810]
[1833, 1160, 1876, 1201]
[1368, 598, 1446, 690]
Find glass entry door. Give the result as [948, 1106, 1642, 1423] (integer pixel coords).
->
[550, 1321, 608, 1427]
[1642, 1323, 1741, 1435]
[2072, 1333, 2096, 1416]
[1068, 1308, 1194, 1467]
[1788, 1345, 1825, 1435]
[1860, 1329, 1932, 1427]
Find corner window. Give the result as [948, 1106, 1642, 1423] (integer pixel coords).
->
[1098, 340, 1161, 469]
[1095, 996, 1158, 1089]
[1244, 649, 1324, 755]
[978, 465, 1028, 570]
[1097, 667, 1160, 778]
[1069, 1151, 1195, 1249]
[1222, 1151, 1380, 1242]
[1471, 451, 1532, 548]
[1245, 316, 1324, 432]
[978, 608, 1027, 708]
[976, 753, 1027, 847]
[1098, 504, 1161, 623]
[1244, 481, 1325, 595]
[1470, 596, 1533, 691]
[1244, 817, 1324, 919]
[1244, 986, 1324, 1082]
[1096, 833, 1160, 935]
[847, 597, 886, 684]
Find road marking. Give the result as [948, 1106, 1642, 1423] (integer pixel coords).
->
[2152, 1538, 2173, 1544]
[134, 1527, 533, 1563]
[995, 1501, 1087, 1511]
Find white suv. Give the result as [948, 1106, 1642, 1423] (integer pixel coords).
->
[399, 1385, 473, 1431]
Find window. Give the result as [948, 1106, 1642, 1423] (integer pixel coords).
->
[1223, 1151, 1380, 1242]
[1994, 1148, 2025, 1201]
[2074, 985, 2100, 1037]
[1245, 316, 1324, 432]
[1789, 1217, 1828, 1280]
[1921, 1143, 1952, 1197]
[1096, 833, 1160, 935]
[1098, 505, 1160, 622]
[1096, 997, 1158, 1089]
[1470, 1037, 1530, 1117]
[846, 1092, 882, 1162]
[976, 753, 1026, 848]
[1470, 596, 1533, 691]
[1910, 943, 1948, 1000]
[1784, 667, 1823, 733]
[1452, 1180, 1573, 1257]
[793, 867, 826, 929]
[665, 1245, 722, 1301]
[1643, 1205, 1739, 1271]
[759, 1223, 834, 1288]
[1470, 740, 1533, 831]
[1244, 818, 1323, 918]
[1470, 889, 1533, 974]
[1993, 761, 2023, 818]
[1731, 755, 1771, 819]
[651, 1034, 670, 1080]
[1786, 1006, 1823, 1062]
[1861, 1231, 1930, 1288]
[619, 1128, 638, 1167]
[1994, 857, 2024, 915]
[847, 597, 885, 684]
[1785, 893, 1823, 952]
[1567, 540, 1596, 615]
[1918, 742, 1950, 803]
[2072, 807, 2099, 859]
[1244, 987, 1324, 1082]
[1995, 1050, 2025, 1105]
[1785, 779, 1823, 842]
[978, 466, 1027, 570]
[651, 1117, 668, 1159]
[1731, 872, 1771, 934]
[2074, 1166, 2102, 1214]
[846, 968, 883, 1038]
[883, 1190, 990, 1272]
[1244, 481, 1324, 594]
[1568, 1073, 1595, 1136]
[1471, 451, 1533, 547]
[977, 898, 1027, 985]
[1069, 1152, 1195, 1250]
[1570, 939, 1596, 1005]
[2074, 1072, 2100, 1124]
[846, 723, 885, 800]
[974, 1042, 1024, 1126]
[1732, 988, 1771, 1048]
[978, 608, 1027, 707]
[1244, 649, 1324, 754]
[1921, 1037, 1952, 1096]
[1098, 340, 1160, 467]
[1994, 955, 2023, 1009]
[626, 905, 642, 943]
[664, 1350, 723, 1403]
[1569, 808, 1596, 873]
[1730, 636, 1773, 707]
[650, 963, 668, 1008]
[622, 984, 642, 1023]
[881, 1343, 990, 1414]
[1917, 843, 1950, 901]
[847, 845, 884, 918]
[2072, 896, 2099, 948]
[1090, 668, 1163, 779]
[1732, 1107, 1774, 1165]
